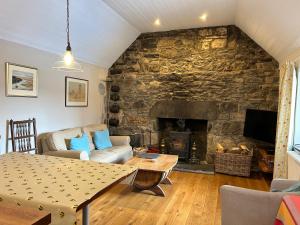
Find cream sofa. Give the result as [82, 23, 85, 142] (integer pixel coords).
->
[42, 124, 133, 163]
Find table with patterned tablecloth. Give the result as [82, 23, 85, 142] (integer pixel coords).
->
[0, 152, 137, 225]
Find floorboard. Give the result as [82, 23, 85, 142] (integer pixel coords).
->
[77, 171, 269, 225]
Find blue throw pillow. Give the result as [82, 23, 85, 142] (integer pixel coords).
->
[93, 129, 112, 150]
[69, 133, 90, 154]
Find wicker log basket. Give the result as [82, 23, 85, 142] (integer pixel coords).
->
[215, 144, 253, 177]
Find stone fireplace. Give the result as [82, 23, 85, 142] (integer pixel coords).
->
[108, 25, 279, 165]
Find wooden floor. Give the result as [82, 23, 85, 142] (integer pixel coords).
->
[77, 171, 270, 225]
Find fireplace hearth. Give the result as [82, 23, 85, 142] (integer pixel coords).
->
[158, 118, 207, 163]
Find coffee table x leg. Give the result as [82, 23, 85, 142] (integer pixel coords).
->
[161, 176, 173, 185]
[132, 170, 173, 197]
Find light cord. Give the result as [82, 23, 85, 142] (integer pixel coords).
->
[66, 0, 70, 47]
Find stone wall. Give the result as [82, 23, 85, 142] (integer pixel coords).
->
[108, 25, 279, 163]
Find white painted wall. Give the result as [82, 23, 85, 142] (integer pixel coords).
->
[287, 151, 300, 180]
[0, 39, 107, 153]
[0, 0, 140, 68]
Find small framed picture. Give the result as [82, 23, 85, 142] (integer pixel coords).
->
[5, 62, 38, 97]
[65, 76, 89, 107]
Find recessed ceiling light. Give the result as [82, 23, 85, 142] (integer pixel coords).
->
[199, 13, 208, 21]
[154, 18, 161, 26]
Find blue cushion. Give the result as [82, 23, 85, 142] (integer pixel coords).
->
[69, 133, 90, 154]
[93, 129, 112, 150]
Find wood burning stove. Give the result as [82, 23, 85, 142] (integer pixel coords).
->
[158, 117, 208, 163]
[169, 131, 191, 160]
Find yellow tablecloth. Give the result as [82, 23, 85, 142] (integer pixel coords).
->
[0, 152, 136, 225]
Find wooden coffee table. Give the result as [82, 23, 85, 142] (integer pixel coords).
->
[125, 154, 178, 197]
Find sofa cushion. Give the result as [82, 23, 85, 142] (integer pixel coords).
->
[69, 133, 90, 154]
[94, 130, 112, 150]
[89, 145, 133, 163]
[82, 124, 107, 150]
[49, 128, 82, 151]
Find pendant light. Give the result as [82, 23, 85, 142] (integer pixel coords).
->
[53, 0, 82, 72]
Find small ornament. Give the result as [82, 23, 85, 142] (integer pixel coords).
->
[109, 104, 120, 113]
[111, 85, 120, 92]
[160, 138, 166, 154]
[190, 141, 199, 164]
[109, 118, 119, 127]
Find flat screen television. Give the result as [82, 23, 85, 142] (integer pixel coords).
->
[243, 109, 277, 144]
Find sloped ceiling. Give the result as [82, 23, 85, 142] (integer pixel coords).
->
[103, 0, 237, 32]
[0, 0, 139, 68]
[1, 0, 300, 68]
[235, 0, 300, 63]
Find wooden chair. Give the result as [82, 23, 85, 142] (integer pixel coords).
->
[8, 118, 38, 153]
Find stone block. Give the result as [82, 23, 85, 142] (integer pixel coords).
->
[199, 28, 213, 37]
[148, 61, 160, 73]
[219, 102, 238, 113]
[109, 68, 122, 75]
[144, 53, 159, 58]
[227, 39, 237, 49]
[157, 38, 176, 48]
[215, 27, 228, 36]
[149, 80, 161, 88]
[201, 40, 211, 50]
[133, 100, 145, 108]
[221, 122, 243, 135]
[141, 38, 157, 49]
[211, 39, 227, 49]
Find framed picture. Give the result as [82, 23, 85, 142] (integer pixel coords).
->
[5, 62, 38, 97]
[65, 76, 89, 107]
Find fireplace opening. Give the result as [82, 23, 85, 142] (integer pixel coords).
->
[158, 118, 208, 163]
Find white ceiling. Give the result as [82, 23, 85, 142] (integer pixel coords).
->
[235, 0, 300, 63]
[103, 0, 237, 32]
[0, 0, 139, 68]
[1, 0, 300, 68]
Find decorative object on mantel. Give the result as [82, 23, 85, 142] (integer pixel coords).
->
[52, 0, 82, 72]
[109, 103, 120, 113]
[109, 118, 119, 127]
[215, 143, 253, 177]
[65, 76, 88, 107]
[109, 84, 120, 128]
[5, 62, 38, 97]
[98, 82, 106, 95]
[100, 77, 112, 127]
[111, 85, 120, 92]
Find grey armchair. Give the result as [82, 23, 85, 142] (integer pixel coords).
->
[220, 179, 299, 225]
